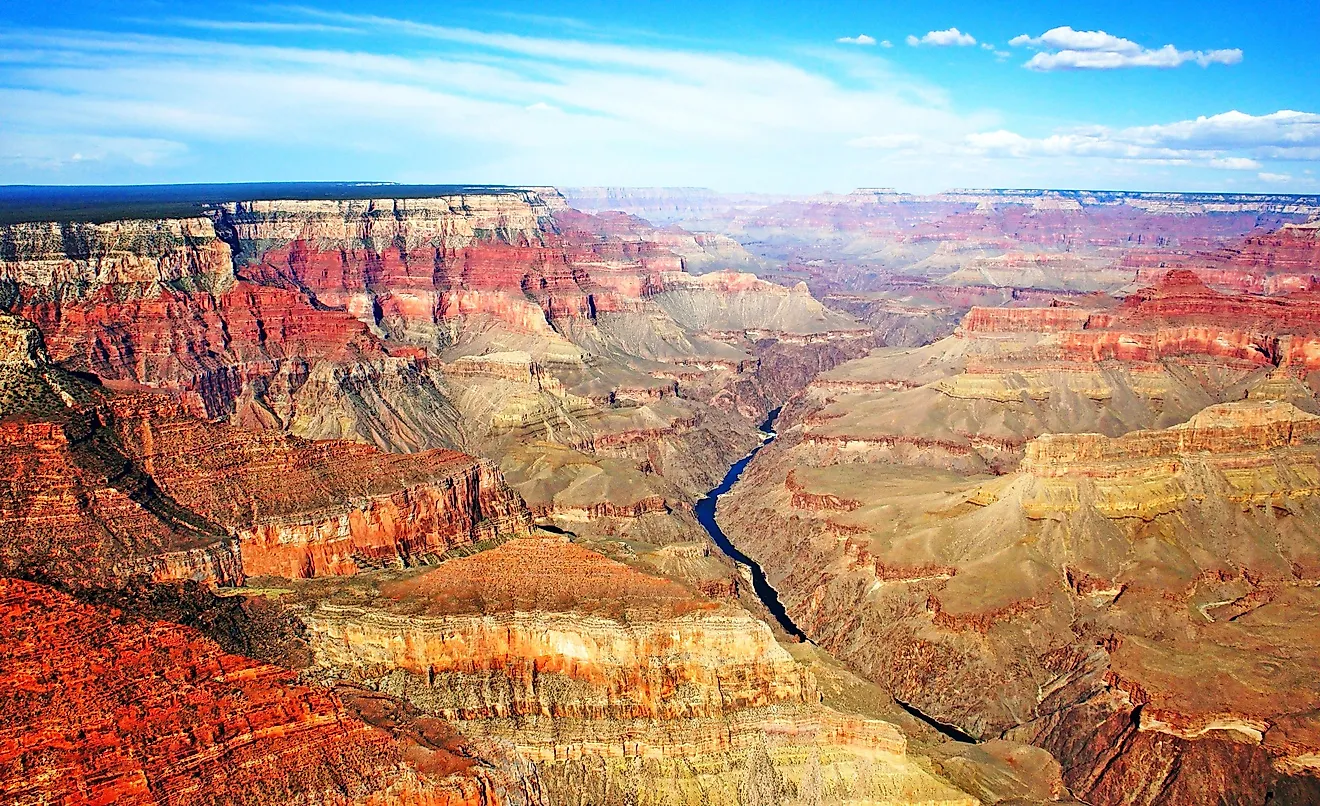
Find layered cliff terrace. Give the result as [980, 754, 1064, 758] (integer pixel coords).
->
[960, 270, 1320, 371]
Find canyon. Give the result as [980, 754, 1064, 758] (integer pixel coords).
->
[2, 181, 1319, 805]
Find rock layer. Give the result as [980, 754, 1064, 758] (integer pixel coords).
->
[286, 537, 979, 806]
[0, 577, 498, 806]
[721, 395, 1320, 804]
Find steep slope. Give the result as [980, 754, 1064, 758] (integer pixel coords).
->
[0, 190, 871, 548]
[0, 312, 530, 588]
[575, 188, 1320, 340]
[0, 185, 1092, 806]
[0, 577, 508, 806]
[282, 535, 983, 806]
[784, 270, 1320, 476]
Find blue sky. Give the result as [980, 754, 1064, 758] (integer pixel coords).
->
[2, 0, 1318, 192]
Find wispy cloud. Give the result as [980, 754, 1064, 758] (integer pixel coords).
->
[0, 14, 986, 190]
[846, 133, 924, 149]
[836, 34, 876, 46]
[1009, 26, 1242, 71]
[161, 19, 360, 34]
[906, 28, 976, 47]
[0, 9, 1300, 191]
[844, 109, 1320, 189]
[0, 131, 188, 170]
[960, 110, 1320, 164]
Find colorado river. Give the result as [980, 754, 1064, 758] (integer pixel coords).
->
[694, 408, 808, 641]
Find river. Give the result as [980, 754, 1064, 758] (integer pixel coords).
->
[692, 409, 978, 742]
[693, 408, 808, 641]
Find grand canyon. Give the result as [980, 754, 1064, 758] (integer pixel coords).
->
[1, 180, 1318, 806]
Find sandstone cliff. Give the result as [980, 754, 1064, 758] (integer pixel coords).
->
[0, 312, 530, 588]
[281, 536, 979, 806]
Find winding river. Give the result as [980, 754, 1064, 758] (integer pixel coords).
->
[693, 408, 808, 640]
[694, 408, 977, 743]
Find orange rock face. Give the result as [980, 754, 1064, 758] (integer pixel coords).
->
[0, 577, 493, 806]
[0, 348, 529, 586]
[104, 395, 530, 578]
[300, 538, 817, 725]
[0, 408, 242, 587]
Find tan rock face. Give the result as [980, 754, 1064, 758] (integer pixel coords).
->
[299, 538, 812, 721]
[0, 217, 235, 292]
[285, 537, 980, 805]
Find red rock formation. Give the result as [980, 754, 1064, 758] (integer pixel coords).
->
[960, 306, 1095, 334]
[0, 577, 495, 805]
[1130, 221, 1320, 294]
[786, 469, 862, 511]
[104, 394, 530, 579]
[960, 270, 1320, 371]
[0, 320, 528, 585]
[0, 408, 242, 587]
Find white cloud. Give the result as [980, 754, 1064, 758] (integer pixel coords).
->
[0, 19, 989, 190]
[0, 132, 187, 170]
[956, 111, 1320, 175]
[908, 28, 976, 47]
[1259, 172, 1292, 183]
[836, 34, 876, 46]
[1010, 26, 1242, 71]
[847, 133, 924, 149]
[1209, 157, 1261, 170]
[880, 40, 893, 48]
[0, 12, 1300, 192]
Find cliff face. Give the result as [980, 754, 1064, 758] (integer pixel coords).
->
[105, 394, 530, 579]
[783, 269, 1320, 476]
[0, 320, 242, 586]
[0, 315, 530, 588]
[710, 252, 1320, 804]
[299, 538, 814, 722]
[1, 185, 1143, 805]
[286, 537, 979, 806]
[1127, 220, 1320, 295]
[0, 577, 501, 806]
[0, 191, 870, 547]
[0, 217, 235, 294]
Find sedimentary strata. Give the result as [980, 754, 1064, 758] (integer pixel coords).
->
[722, 396, 1320, 804]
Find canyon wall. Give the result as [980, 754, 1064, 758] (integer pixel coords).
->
[718, 256, 1320, 804]
[0, 577, 509, 806]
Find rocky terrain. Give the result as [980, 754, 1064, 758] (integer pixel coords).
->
[4, 183, 1320, 805]
[568, 187, 1320, 352]
[719, 254, 1320, 804]
[0, 185, 1040, 806]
